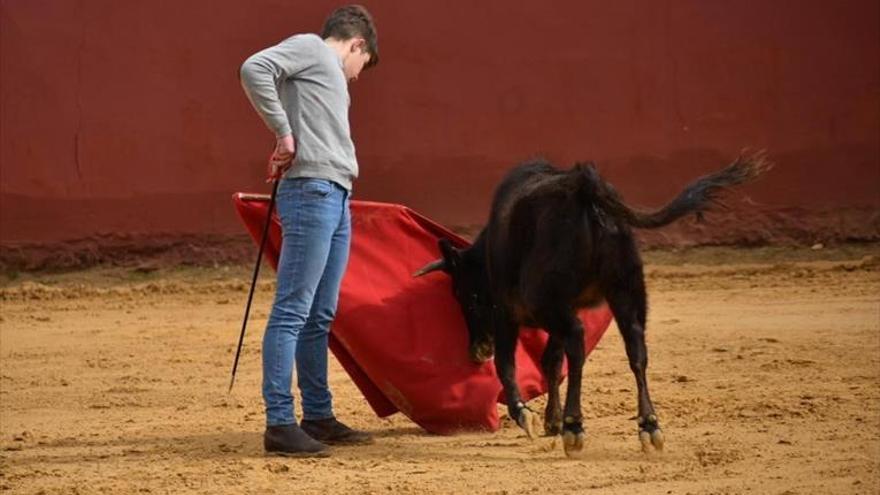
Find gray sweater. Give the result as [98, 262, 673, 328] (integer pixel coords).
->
[240, 34, 358, 191]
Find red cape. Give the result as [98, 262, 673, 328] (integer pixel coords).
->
[234, 194, 613, 434]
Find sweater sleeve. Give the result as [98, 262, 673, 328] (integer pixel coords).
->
[240, 35, 317, 138]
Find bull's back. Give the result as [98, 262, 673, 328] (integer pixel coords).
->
[487, 161, 602, 311]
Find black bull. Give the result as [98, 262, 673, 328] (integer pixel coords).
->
[414, 152, 770, 456]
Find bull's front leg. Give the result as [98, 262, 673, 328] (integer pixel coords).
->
[494, 315, 540, 439]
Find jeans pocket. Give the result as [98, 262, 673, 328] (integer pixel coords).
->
[301, 179, 333, 198]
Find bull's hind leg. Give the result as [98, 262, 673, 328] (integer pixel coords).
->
[540, 334, 564, 436]
[607, 285, 664, 453]
[494, 315, 540, 439]
[555, 315, 586, 457]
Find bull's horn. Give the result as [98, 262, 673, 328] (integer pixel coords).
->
[413, 258, 446, 277]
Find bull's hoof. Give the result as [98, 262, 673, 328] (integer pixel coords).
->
[515, 404, 540, 440]
[562, 418, 585, 457]
[650, 428, 665, 451]
[638, 430, 652, 452]
[636, 414, 664, 453]
[562, 431, 585, 457]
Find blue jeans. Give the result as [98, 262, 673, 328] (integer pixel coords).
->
[262, 177, 351, 427]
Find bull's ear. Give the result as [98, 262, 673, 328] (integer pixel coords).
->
[438, 238, 461, 273]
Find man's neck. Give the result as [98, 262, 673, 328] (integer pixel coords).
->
[323, 37, 350, 62]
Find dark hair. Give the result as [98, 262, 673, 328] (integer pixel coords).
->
[321, 5, 379, 69]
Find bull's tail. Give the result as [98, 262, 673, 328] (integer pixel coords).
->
[581, 151, 772, 229]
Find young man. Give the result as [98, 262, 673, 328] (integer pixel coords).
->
[239, 5, 379, 457]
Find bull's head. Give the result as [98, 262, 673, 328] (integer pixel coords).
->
[413, 239, 495, 363]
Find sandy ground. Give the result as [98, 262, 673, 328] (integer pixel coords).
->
[1, 245, 878, 494]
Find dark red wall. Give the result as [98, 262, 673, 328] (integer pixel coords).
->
[2, 0, 878, 244]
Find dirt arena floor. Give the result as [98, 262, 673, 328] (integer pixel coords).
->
[1, 244, 878, 494]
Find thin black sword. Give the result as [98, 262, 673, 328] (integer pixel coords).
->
[228, 179, 280, 393]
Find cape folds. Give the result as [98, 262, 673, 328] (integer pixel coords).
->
[233, 194, 613, 434]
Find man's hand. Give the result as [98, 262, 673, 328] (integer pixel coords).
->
[267, 134, 295, 182]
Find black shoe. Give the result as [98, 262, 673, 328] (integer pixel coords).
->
[300, 417, 374, 445]
[264, 424, 330, 457]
